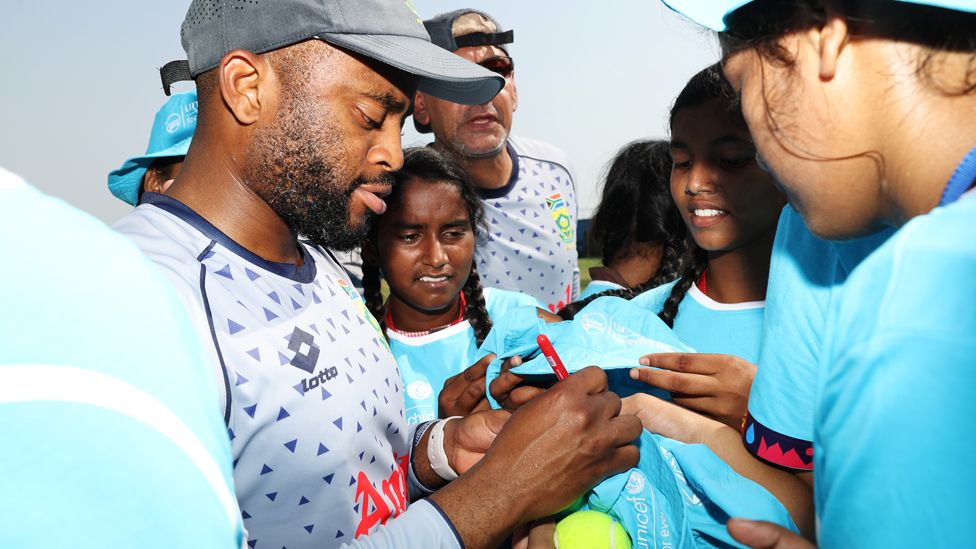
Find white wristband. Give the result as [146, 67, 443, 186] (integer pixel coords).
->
[427, 416, 461, 482]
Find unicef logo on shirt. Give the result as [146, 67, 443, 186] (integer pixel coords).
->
[406, 380, 433, 401]
[165, 112, 182, 133]
[625, 471, 646, 495]
[579, 312, 607, 335]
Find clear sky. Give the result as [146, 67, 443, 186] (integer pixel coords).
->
[1, 1, 718, 223]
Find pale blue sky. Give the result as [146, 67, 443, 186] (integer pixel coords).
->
[1, 1, 717, 223]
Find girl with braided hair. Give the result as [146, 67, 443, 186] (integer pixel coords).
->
[625, 64, 786, 429]
[579, 139, 688, 300]
[361, 147, 541, 426]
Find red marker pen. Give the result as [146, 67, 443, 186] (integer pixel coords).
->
[537, 334, 569, 381]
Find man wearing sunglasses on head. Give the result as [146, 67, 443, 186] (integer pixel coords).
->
[413, 9, 581, 314]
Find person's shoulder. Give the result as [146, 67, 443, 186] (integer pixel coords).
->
[840, 198, 976, 334]
[113, 203, 213, 284]
[484, 287, 544, 315]
[630, 279, 680, 313]
[508, 135, 575, 178]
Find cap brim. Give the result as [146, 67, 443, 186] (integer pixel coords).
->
[320, 33, 505, 105]
[107, 137, 191, 206]
[660, 0, 752, 32]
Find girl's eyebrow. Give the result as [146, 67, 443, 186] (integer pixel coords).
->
[710, 135, 754, 147]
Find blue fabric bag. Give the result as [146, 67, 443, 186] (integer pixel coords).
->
[585, 431, 798, 548]
[481, 297, 693, 408]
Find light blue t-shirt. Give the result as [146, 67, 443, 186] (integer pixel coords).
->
[389, 288, 541, 426]
[632, 279, 766, 363]
[744, 206, 889, 470]
[814, 192, 976, 546]
[579, 279, 626, 300]
[0, 168, 242, 548]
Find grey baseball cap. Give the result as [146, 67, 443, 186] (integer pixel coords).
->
[423, 9, 513, 54]
[162, 0, 504, 105]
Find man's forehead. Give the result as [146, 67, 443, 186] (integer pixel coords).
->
[453, 45, 509, 64]
[315, 42, 418, 109]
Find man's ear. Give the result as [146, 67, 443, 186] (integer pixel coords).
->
[412, 91, 431, 126]
[510, 76, 518, 113]
[217, 49, 270, 125]
[817, 16, 849, 81]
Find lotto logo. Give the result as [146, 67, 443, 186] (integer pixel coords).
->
[301, 366, 339, 393]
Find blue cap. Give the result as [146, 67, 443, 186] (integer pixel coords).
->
[662, 0, 976, 32]
[107, 91, 197, 206]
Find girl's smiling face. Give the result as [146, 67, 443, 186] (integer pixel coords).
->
[374, 178, 475, 318]
[669, 100, 785, 255]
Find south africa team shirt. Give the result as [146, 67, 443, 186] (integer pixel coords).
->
[115, 193, 455, 549]
[389, 288, 541, 426]
[475, 135, 580, 312]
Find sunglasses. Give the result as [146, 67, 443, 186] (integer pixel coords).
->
[478, 56, 515, 78]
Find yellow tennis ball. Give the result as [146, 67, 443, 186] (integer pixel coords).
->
[553, 510, 632, 549]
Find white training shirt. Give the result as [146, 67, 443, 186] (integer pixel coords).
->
[475, 135, 580, 312]
[115, 193, 461, 549]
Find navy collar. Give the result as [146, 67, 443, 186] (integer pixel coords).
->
[142, 192, 317, 283]
[940, 144, 976, 207]
[476, 140, 519, 199]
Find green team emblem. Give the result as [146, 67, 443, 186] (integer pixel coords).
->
[546, 193, 576, 247]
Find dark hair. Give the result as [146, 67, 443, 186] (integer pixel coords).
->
[722, 1, 976, 94]
[361, 146, 494, 345]
[589, 139, 688, 291]
[656, 64, 744, 328]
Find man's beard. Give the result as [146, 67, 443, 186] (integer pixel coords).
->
[244, 94, 392, 251]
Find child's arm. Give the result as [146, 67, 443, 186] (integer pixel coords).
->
[621, 393, 815, 539]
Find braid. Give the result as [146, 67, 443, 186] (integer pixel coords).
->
[638, 236, 691, 292]
[461, 266, 493, 346]
[556, 288, 637, 321]
[360, 261, 388, 338]
[658, 246, 708, 328]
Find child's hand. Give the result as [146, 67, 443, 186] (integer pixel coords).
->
[439, 354, 494, 417]
[630, 353, 756, 429]
[727, 518, 816, 549]
[620, 392, 721, 445]
[488, 355, 549, 411]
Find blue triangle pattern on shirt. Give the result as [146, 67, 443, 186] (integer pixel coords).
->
[284, 439, 298, 453]
[246, 347, 261, 361]
[293, 283, 305, 296]
[291, 297, 303, 311]
[312, 292, 321, 304]
[318, 442, 330, 455]
[235, 372, 249, 386]
[349, 475, 357, 486]
[276, 407, 290, 421]
[228, 319, 245, 335]
[293, 382, 305, 396]
[323, 473, 334, 484]
[268, 291, 281, 305]
[321, 387, 332, 400]
[333, 417, 343, 431]
[265, 492, 277, 502]
[260, 464, 273, 475]
[247, 540, 256, 548]
[304, 525, 315, 534]
[336, 530, 344, 539]
[214, 264, 234, 280]
[241, 510, 251, 520]
[278, 351, 291, 366]
[264, 307, 278, 321]
[245, 267, 261, 281]
[243, 404, 257, 418]
[299, 496, 310, 506]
